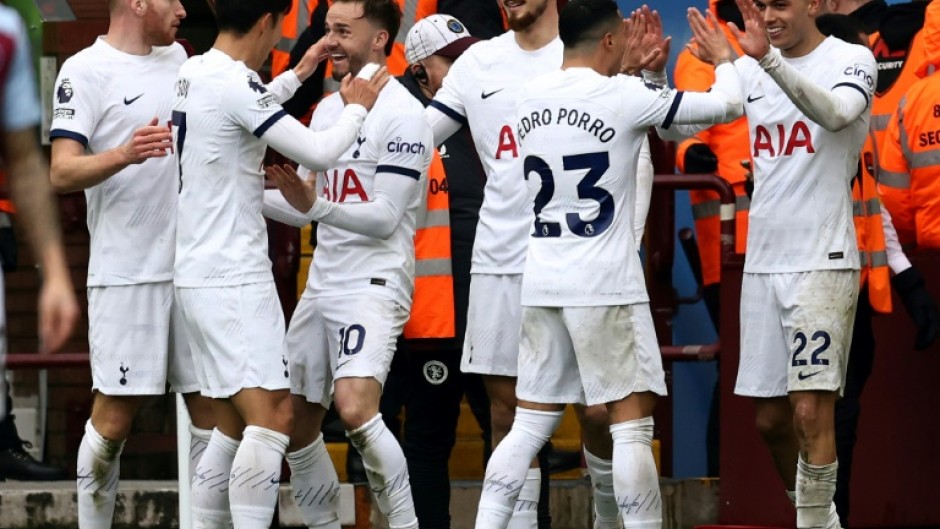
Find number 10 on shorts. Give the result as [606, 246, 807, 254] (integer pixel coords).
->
[338, 324, 366, 358]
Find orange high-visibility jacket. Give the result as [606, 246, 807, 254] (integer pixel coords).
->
[879, 0, 940, 251]
[853, 168, 891, 313]
[273, 0, 435, 78]
[673, 9, 750, 287]
[405, 150, 455, 339]
[858, 6, 936, 312]
[866, 30, 927, 246]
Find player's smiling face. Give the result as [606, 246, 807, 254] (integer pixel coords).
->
[142, 0, 186, 47]
[325, 2, 384, 82]
[502, 0, 550, 32]
[755, 0, 820, 54]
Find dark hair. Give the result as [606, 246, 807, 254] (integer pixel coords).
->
[334, 0, 402, 56]
[559, 0, 621, 49]
[816, 14, 868, 46]
[214, 0, 291, 35]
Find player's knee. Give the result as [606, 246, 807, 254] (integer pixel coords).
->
[576, 404, 609, 434]
[754, 410, 792, 445]
[791, 399, 823, 437]
[335, 402, 377, 431]
[489, 400, 516, 435]
[259, 394, 295, 435]
[90, 397, 140, 441]
[183, 393, 215, 430]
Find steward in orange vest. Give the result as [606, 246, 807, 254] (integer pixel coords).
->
[877, 0, 940, 350]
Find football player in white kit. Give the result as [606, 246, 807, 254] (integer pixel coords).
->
[425, 2, 660, 525]
[47, 2, 215, 526]
[425, 1, 599, 524]
[261, 2, 431, 528]
[728, 0, 875, 527]
[172, 1, 386, 527]
[472, 2, 746, 528]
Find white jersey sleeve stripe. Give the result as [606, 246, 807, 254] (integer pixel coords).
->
[376, 164, 421, 180]
[661, 91, 685, 130]
[832, 82, 870, 107]
[49, 129, 89, 147]
[252, 109, 288, 138]
[428, 100, 466, 125]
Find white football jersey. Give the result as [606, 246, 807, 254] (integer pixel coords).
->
[173, 49, 294, 287]
[431, 32, 563, 275]
[518, 68, 682, 307]
[738, 37, 873, 273]
[50, 38, 186, 286]
[303, 79, 431, 310]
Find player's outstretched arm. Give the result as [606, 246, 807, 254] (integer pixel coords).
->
[4, 127, 79, 352]
[262, 188, 311, 228]
[729, 0, 872, 132]
[265, 162, 422, 240]
[262, 71, 388, 170]
[50, 117, 172, 193]
[424, 106, 463, 147]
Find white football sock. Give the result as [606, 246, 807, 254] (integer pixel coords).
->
[229, 426, 289, 529]
[585, 446, 621, 529]
[77, 420, 125, 529]
[347, 414, 417, 529]
[475, 408, 563, 529]
[610, 417, 661, 529]
[189, 425, 212, 481]
[505, 468, 540, 529]
[192, 428, 240, 529]
[796, 456, 838, 529]
[286, 434, 341, 529]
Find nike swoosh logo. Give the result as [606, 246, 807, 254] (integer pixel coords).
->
[481, 89, 504, 99]
[746, 94, 764, 103]
[798, 370, 822, 380]
[124, 94, 144, 105]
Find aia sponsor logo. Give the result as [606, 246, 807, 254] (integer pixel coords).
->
[494, 125, 518, 159]
[322, 168, 368, 202]
[753, 121, 815, 158]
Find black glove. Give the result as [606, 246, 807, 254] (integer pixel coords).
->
[683, 143, 718, 174]
[892, 266, 940, 350]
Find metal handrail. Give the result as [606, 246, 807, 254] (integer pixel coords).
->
[653, 172, 737, 362]
[5, 353, 88, 369]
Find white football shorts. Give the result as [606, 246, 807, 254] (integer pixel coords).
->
[88, 282, 199, 395]
[736, 270, 859, 397]
[175, 281, 290, 398]
[461, 273, 523, 376]
[287, 293, 408, 406]
[516, 303, 668, 406]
